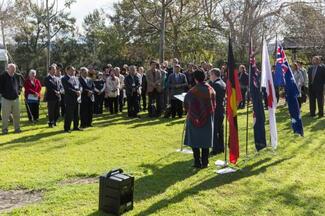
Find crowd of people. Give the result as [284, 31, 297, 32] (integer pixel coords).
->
[0, 56, 324, 168]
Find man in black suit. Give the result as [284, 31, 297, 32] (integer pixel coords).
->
[44, 65, 61, 128]
[308, 56, 325, 118]
[79, 67, 95, 128]
[125, 65, 141, 118]
[139, 67, 147, 111]
[61, 66, 82, 133]
[56, 63, 65, 118]
[209, 68, 226, 155]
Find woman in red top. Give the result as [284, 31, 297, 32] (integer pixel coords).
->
[24, 69, 42, 122]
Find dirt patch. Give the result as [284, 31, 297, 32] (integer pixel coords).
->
[0, 189, 42, 213]
[59, 177, 98, 185]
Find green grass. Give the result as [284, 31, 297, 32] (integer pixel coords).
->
[0, 98, 324, 216]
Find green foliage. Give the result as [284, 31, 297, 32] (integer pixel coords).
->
[8, 0, 76, 76]
[0, 97, 324, 215]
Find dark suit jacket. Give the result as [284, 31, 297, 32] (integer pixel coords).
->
[79, 77, 94, 103]
[307, 64, 325, 93]
[125, 74, 141, 96]
[44, 75, 60, 101]
[62, 75, 80, 104]
[141, 74, 147, 95]
[168, 72, 188, 96]
[209, 78, 226, 115]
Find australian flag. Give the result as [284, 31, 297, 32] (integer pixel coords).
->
[276, 46, 304, 136]
[250, 49, 267, 151]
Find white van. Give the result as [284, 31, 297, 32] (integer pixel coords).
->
[0, 45, 8, 73]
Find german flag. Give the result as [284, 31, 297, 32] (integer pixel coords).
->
[226, 39, 242, 164]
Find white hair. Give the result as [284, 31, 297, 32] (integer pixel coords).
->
[29, 69, 37, 76]
[8, 63, 16, 69]
[80, 67, 89, 73]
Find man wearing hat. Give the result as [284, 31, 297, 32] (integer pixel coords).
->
[167, 63, 188, 118]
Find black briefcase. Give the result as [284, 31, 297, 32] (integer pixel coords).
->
[99, 169, 134, 215]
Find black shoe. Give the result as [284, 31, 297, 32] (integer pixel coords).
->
[64, 130, 71, 133]
[49, 124, 53, 128]
[54, 122, 57, 126]
[201, 164, 209, 169]
[2, 129, 8, 135]
[14, 129, 22, 134]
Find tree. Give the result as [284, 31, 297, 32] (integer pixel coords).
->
[10, 0, 76, 75]
[111, 0, 225, 64]
[282, 1, 325, 60]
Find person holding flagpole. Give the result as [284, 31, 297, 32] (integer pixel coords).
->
[184, 69, 216, 169]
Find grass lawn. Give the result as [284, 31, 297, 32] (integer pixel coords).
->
[0, 98, 324, 216]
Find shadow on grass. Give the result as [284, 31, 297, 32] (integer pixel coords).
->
[135, 157, 292, 216]
[0, 130, 63, 150]
[87, 159, 197, 216]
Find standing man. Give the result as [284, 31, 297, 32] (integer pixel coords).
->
[139, 67, 147, 111]
[115, 67, 125, 113]
[147, 60, 163, 117]
[0, 64, 22, 134]
[56, 63, 65, 118]
[184, 63, 196, 90]
[125, 65, 141, 118]
[308, 56, 325, 117]
[168, 64, 188, 118]
[62, 66, 82, 132]
[209, 68, 226, 155]
[44, 65, 61, 128]
[79, 67, 95, 128]
[238, 65, 249, 109]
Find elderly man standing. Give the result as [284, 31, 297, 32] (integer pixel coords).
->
[44, 65, 61, 128]
[308, 56, 325, 117]
[125, 65, 141, 118]
[147, 60, 163, 117]
[62, 66, 82, 133]
[168, 64, 188, 118]
[0, 64, 22, 134]
[79, 67, 95, 128]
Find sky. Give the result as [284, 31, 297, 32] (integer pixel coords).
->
[58, 0, 118, 30]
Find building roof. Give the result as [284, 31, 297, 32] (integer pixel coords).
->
[282, 37, 315, 50]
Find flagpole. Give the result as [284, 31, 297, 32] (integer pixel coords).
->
[245, 35, 252, 160]
[224, 100, 228, 165]
[274, 33, 278, 66]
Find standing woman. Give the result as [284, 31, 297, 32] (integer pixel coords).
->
[94, 72, 106, 114]
[24, 69, 42, 122]
[184, 69, 216, 168]
[105, 69, 120, 115]
[292, 62, 305, 108]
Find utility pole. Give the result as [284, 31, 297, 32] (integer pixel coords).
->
[46, 0, 51, 70]
[159, 0, 166, 63]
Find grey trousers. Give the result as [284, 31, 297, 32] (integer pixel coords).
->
[1, 97, 20, 131]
